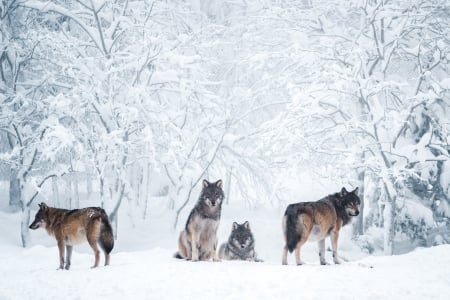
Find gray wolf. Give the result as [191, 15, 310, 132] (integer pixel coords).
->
[29, 202, 114, 270]
[175, 179, 224, 261]
[219, 221, 263, 262]
[282, 187, 360, 265]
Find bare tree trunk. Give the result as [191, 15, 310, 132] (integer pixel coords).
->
[143, 163, 151, 219]
[99, 176, 105, 208]
[174, 184, 195, 229]
[73, 176, 79, 208]
[225, 167, 232, 205]
[21, 203, 30, 248]
[383, 187, 396, 255]
[354, 169, 365, 236]
[86, 174, 93, 201]
[20, 177, 31, 248]
[173, 135, 225, 228]
[67, 176, 73, 208]
[52, 176, 60, 207]
[133, 163, 143, 207]
[109, 183, 125, 239]
[9, 168, 21, 210]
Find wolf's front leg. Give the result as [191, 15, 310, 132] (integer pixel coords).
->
[57, 240, 65, 270]
[212, 240, 221, 262]
[212, 251, 221, 262]
[190, 233, 200, 262]
[65, 245, 73, 270]
[330, 230, 341, 264]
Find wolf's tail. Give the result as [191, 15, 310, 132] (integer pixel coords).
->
[284, 205, 301, 253]
[173, 252, 184, 259]
[99, 209, 114, 254]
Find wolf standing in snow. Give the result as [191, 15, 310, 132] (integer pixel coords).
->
[219, 221, 263, 262]
[29, 202, 114, 270]
[175, 179, 224, 261]
[282, 187, 360, 265]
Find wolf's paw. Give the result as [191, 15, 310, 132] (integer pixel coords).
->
[320, 260, 329, 265]
[296, 260, 306, 266]
[333, 258, 341, 264]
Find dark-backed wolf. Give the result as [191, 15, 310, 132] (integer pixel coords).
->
[219, 221, 263, 262]
[29, 202, 114, 270]
[174, 179, 224, 262]
[282, 187, 360, 265]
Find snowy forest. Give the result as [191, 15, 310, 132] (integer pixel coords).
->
[1, 0, 449, 256]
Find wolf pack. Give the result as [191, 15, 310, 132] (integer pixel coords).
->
[29, 179, 361, 269]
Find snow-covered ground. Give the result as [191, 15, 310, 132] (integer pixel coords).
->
[1, 205, 449, 300]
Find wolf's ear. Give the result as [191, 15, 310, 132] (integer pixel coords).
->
[352, 187, 359, 195]
[39, 202, 48, 211]
[232, 222, 239, 231]
[340, 187, 348, 197]
[243, 221, 250, 230]
[215, 179, 223, 189]
[202, 179, 210, 189]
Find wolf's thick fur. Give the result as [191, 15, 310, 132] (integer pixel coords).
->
[175, 179, 224, 262]
[282, 187, 360, 265]
[29, 202, 114, 270]
[219, 221, 263, 262]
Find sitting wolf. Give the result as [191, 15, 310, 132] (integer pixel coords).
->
[219, 221, 263, 262]
[175, 179, 224, 262]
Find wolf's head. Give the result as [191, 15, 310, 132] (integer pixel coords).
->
[200, 179, 224, 209]
[339, 187, 361, 217]
[229, 221, 254, 250]
[29, 202, 50, 230]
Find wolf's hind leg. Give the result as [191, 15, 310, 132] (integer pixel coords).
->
[294, 243, 305, 265]
[104, 253, 111, 266]
[177, 231, 191, 259]
[87, 219, 101, 268]
[282, 245, 288, 265]
[87, 238, 100, 268]
[318, 239, 327, 265]
[199, 249, 214, 261]
[211, 250, 221, 262]
[65, 245, 73, 270]
[294, 234, 309, 265]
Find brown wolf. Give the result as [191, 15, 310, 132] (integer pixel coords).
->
[174, 179, 224, 262]
[282, 187, 360, 265]
[29, 202, 114, 270]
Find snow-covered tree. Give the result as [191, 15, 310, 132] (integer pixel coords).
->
[1, 0, 448, 252]
[262, 0, 450, 254]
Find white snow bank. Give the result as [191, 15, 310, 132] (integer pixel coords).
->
[0, 208, 449, 300]
[0, 243, 449, 300]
